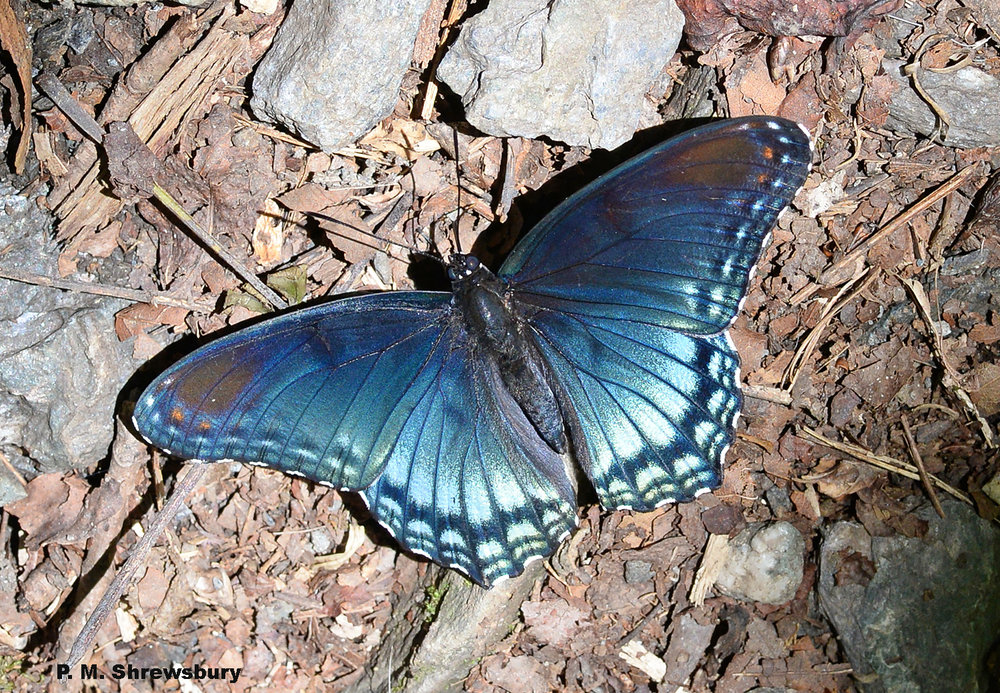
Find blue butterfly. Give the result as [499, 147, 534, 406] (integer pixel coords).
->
[133, 117, 811, 586]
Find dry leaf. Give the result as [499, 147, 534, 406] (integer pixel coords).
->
[115, 303, 189, 340]
[361, 119, 441, 161]
[967, 362, 1000, 417]
[0, 0, 32, 172]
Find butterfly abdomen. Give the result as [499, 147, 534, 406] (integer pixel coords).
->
[450, 255, 567, 454]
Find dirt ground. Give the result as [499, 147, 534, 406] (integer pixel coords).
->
[2, 0, 999, 691]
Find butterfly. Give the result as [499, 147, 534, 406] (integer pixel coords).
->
[133, 117, 812, 586]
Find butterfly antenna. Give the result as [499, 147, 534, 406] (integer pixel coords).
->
[452, 126, 463, 254]
[307, 209, 419, 258]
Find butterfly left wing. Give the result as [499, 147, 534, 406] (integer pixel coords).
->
[498, 117, 811, 509]
[133, 292, 576, 585]
[361, 343, 577, 585]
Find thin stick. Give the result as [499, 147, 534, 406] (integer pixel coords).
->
[0, 451, 27, 489]
[152, 184, 288, 311]
[791, 165, 979, 305]
[36, 72, 105, 144]
[742, 384, 793, 406]
[0, 267, 212, 312]
[798, 426, 972, 506]
[899, 415, 945, 518]
[66, 462, 209, 667]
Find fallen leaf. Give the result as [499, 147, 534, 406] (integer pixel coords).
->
[0, 0, 32, 172]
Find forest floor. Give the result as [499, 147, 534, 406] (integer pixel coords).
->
[2, 0, 999, 691]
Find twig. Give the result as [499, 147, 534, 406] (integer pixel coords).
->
[151, 184, 287, 311]
[900, 415, 945, 518]
[743, 383, 793, 406]
[36, 72, 105, 144]
[0, 451, 27, 489]
[783, 269, 879, 390]
[790, 165, 979, 305]
[798, 426, 973, 506]
[0, 267, 212, 312]
[66, 463, 209, 667]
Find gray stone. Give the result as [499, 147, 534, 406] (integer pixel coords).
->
[624, 559, 654, 584]
[715, 521, 805, 605]
[818, 501, 1000, 693]
[437, 0, 685, 150]
[251, 0, 433, 152]
[0, 185, 139, 491]
[884, 58, 1000, 148]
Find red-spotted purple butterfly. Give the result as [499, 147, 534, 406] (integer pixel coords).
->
[133, 117, 811, 585]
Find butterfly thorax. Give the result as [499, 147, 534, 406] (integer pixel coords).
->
[449, 254, 567, 453]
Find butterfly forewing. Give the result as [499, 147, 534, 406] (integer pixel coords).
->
[135, 293, 456, 489]
[501, 117, 812, 335]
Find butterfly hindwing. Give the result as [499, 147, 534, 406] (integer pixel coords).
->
[528, 310, 741, 510]
[361, 348, 576, 585]
[500, 117, 812, 334]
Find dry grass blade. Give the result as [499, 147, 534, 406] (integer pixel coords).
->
[798, 426, 973, 507]
[783, 269, 880, 391]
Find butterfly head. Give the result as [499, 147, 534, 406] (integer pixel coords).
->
[447, 253, 485, 284]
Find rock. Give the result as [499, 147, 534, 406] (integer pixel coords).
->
[0, 185, 139, 494]
[715, 521, 805, 604]
[624, 559, 654, 584]
[437, 0, 685, 150]
[818, 501, 1000, 693]
[884, 58, 1000, 148]
[961, 0, 1000, 40]
[251, 0, 433, 152]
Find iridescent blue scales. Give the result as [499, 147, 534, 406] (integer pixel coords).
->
[133, 117, 812, 586]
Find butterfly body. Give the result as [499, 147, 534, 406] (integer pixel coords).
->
[134, 117, 812, 586]
[449, 254, 567, 453]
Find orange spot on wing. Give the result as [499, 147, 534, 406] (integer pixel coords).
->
[197, 420, 212, 431]
[762, 146, 774, 160]
[170, 408, 185, 423]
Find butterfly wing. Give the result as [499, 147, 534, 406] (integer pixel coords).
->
[500, 117, 812, 335]
[361, 345, 576, 585]
[133, 292, 576, 585]
[528, 311, 741, 510]
[500, 117, 811, 509]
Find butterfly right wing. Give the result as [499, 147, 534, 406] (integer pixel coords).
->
[526, 308, 741, 511]
[133, 291, 577, 585]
